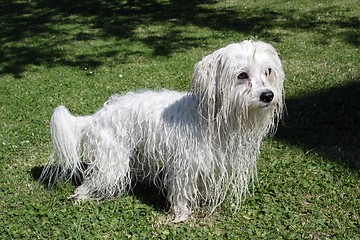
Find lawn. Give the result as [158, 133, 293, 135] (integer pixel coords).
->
[0, 0, 359, 239]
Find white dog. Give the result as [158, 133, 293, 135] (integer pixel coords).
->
[40, 40, 285, 222]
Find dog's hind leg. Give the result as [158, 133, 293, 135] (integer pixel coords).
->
[72, 124, 132, 200]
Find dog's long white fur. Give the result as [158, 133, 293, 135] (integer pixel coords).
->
[40, 40, 284, 222]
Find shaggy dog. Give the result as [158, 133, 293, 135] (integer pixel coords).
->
[40, 40, 285, 222]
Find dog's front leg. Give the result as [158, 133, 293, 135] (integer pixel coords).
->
[167, 175, 193, 222]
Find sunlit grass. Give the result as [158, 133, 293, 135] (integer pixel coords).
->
[1, 0, 359, 238]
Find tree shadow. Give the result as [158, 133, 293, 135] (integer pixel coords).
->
[275, 78, 360, 170]
[1, 0, 358, 77]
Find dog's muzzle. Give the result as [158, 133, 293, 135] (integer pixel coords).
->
[260, 90, 274, 103]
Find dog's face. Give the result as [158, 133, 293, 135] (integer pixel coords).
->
[191, 40, 284, 124]
[225, 41, 284, 111]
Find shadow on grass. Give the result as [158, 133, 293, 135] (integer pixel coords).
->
[276, 78, 360, 170]
[1, 0, 359, 77]
[31, 165, 168, 211]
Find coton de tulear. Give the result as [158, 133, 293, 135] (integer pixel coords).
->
[40, 40, 285, 222]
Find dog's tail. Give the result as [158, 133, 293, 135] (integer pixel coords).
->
[40, 106, 91, 185]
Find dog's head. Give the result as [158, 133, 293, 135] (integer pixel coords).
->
[191, 40, 285, 131]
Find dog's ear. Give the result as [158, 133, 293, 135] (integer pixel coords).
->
[262, 43, 285, 93]
[262, 43, 285, 127]
[190, 48, 225, 96]
[190, 48, 227, 120]
[272, 62, 285, 95]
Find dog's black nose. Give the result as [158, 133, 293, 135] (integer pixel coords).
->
[260, 90, 274, 103]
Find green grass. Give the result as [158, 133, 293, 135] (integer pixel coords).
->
[1, 0, 359, 239]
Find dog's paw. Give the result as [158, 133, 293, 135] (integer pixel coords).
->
[173, 213, 190, 223]
[69, 184, 91, 202]
[172, 202, 191, 223]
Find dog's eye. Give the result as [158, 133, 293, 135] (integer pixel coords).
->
[266, 68, 272, 76]
[237, 72, 249, 80]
